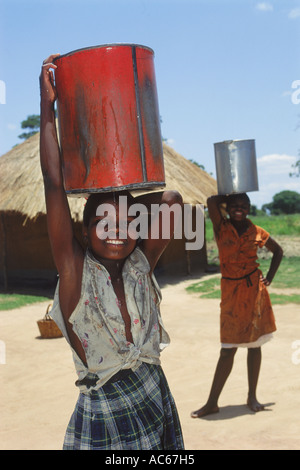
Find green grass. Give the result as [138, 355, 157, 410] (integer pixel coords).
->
[251, 213, 300, 236]
[259, 257, 300, 289]
[186, 276, 221, 298]
[0, 293, 49, 311]
[269, 293, 300, 305]
[205, 213, 300, 241]
[186, 257, 300, 304]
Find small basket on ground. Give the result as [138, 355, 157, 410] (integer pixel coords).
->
[37, 304, 63, 339]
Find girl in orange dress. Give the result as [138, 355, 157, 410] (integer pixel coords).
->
[191, 193, 283, 418]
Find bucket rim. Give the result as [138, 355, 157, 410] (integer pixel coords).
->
[53, 43, 154, 61]
[214, 138, 255, 147]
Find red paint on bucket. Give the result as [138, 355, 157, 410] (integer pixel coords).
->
[54, 44, 165, 195]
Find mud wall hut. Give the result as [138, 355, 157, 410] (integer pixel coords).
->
[0, 133, 217, 290]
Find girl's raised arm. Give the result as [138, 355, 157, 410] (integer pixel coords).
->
[39, 55, 83, 275]
[134, 190, 183, 273]
[206, 194, 227, 236]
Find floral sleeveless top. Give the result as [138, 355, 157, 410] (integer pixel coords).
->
[50, 247, 170, 393]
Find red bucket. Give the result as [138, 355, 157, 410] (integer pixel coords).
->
[53, 44, 165, 195]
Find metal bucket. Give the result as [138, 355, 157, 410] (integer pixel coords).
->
[214, 139, 259, 195]
[53, 44, 165, 196]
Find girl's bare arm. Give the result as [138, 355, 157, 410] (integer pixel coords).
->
[134, 190, 183, 273]
[206, 195, 227, 236]
[40, 55, 84, 275]
[40, 55, 86, 364]
[261, 237, 283, 286]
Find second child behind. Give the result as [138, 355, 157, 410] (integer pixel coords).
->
[191, 192, 283, 418]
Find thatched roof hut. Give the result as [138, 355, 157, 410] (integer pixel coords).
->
[0, 133, 85, 223]
[0, 133, 217, 290]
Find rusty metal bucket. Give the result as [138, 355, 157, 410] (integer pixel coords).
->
[53, 44, 165, 195]
[214, 139, 259, 195]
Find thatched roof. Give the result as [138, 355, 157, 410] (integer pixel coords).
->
[162, 143, 216, 204]
[0, 132, 217, 222]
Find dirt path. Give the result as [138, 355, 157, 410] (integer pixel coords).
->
[1, 274, 300, 450]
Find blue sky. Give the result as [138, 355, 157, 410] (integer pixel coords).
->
[0, 0, 299, 208]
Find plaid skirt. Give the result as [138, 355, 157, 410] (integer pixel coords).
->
[63, 363, 184, 450]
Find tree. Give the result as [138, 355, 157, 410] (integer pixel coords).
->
[18, 114, 40, 140]
[262, 190, 300, 215]
[189, 159, 205, 170]
[290, 157, 300, 178]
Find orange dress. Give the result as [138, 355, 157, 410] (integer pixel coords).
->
[216, 218, 276, 347]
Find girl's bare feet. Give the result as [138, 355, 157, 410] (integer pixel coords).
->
[247, 396, 265, 412]
[190, 404, 219, 419]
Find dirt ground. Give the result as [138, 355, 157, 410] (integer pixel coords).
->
[1, 269, 300, 451]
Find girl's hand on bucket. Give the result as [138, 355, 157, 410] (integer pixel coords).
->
[40, 54, 60, 103]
